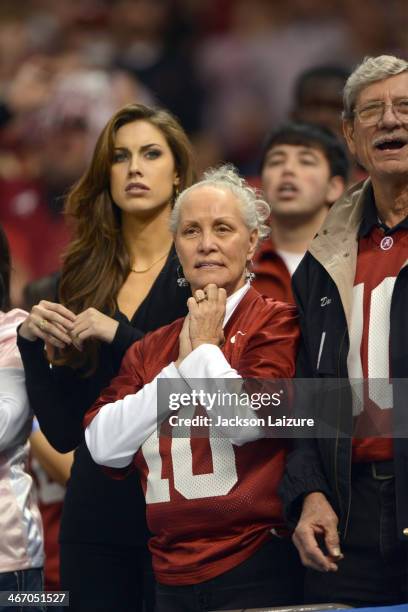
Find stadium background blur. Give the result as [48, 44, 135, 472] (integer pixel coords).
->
[0, 0, 407, 305]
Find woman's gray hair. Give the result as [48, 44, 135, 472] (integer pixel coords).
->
[343, 55, 408, 120]
[170, 164, 270, 245]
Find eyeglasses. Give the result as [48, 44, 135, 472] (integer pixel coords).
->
[354, 99, 408, 125]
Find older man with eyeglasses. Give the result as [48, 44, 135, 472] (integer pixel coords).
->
[280, 55, 408, 607]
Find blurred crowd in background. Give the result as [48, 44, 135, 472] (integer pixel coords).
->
[1, 0, 407, 305]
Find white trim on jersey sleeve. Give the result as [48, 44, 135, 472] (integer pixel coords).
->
[178, 344, 240, 380]
[85, 362, 181, 468]
[177, 345, 262, 446]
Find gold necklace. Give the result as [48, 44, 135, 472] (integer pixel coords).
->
[130, 251, 169, 274]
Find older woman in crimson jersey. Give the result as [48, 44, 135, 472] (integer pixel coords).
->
[84, 165, 303, 612]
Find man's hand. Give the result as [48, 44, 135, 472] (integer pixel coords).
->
[292, 492, 343, 572]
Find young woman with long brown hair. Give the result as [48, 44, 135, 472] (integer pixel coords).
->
[17, 104, 195, 612]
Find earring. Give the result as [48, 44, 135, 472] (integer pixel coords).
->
[177, 265, 189, 287]
[245, 261, 255, 283]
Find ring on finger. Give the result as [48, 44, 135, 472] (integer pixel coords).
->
[195, 294, 206, 303]
[39, 319, 48, 331]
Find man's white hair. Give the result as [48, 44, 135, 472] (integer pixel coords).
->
[170, 164, 270, 246]
[343, 55, 408, 119]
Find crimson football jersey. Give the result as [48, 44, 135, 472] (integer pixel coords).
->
[348, 226, 408, 462]
[85, 288, 299, 585]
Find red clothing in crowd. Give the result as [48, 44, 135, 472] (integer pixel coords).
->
[30, 458, 64, 590]
[252, 239, 294, 303]
[0, 178, 70, 279]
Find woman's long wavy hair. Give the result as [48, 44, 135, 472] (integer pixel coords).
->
[57, 104, 195, 372]
[0, 225, 11, 312]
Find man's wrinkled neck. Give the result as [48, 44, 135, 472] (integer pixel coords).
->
[372, 178, 408, 228]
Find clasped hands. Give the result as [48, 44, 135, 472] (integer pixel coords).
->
[176, 284, 226, 367]
[19, 300, 119, 350]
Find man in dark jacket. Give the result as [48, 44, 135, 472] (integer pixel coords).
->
[281, 54, 408, 607]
